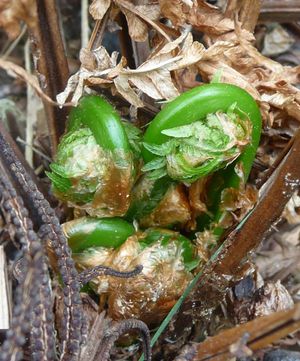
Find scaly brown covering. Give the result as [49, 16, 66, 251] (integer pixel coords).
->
[73, 233, 193, 325]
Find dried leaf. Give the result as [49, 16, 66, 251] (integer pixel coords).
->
[219, 164, 258, 228]
[79, 48, 97, 71]
[114, 74, 144, 107]
[121, 7, 149, 42]
[0, 0, 37, 38]
[58, 32, 204, 108]
[259, 81, 300, 122]
[189, 0, 234, 35]
[89, 0, 111, 21]
[196, 23, 300, 125]
[113, 33, 203, 106]
[94, 46, 119, 70]
[159, 0, 191, 27]
[117, 0, 160, 42]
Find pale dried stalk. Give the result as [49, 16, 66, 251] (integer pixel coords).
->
[81, 0, 90, 48]
[24, 39, 34, 167]
[0, 246, 11, 330]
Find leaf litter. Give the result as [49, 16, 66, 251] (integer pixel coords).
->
[1, 0, 300, 360]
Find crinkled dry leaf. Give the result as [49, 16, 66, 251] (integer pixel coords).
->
[0, 0, 37, 38]
[89, 0, 161, 42]
[259, 81, 300, 122]
[255, 247, 300, 281]
[219, 184, 258, 229]
[218, 164, 258, 229]
[159, 0, 191, 27]
[79, 48, 97, 71]
[196, 22, 300, 124]
[189, 0, 234, 35]
[121, 6, 149, 42]
[111, 32, 204, 106]
[229, 276, 294, 325]
[89, 0, 111, 21]
[57, 32, 204, 107]
[119, 1, 160, 42]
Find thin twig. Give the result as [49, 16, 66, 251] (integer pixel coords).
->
[0, 246, 11, 330]
[77, 265, 143, 285]
[97, 319, 151, 361]
[29, 0, 70, 155]
[24, 39, 34, 167]
[16, 137, 52, 163]
[175, 303, 300, 361]
[81, 0, 90, 48]
[1, 25, 27, 59]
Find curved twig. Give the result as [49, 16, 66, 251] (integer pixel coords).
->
[77, 265, 143, 285]
[97, 319, 151, 361]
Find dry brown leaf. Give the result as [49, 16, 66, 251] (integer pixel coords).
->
[112, 33, 204, 105]
[229, 276, 294, 325]
[79, 48, 97, 71]
[121, 6, 149, 42]
[259, 81, 300, 122]
[114, 74, 144, 107]
[159, 0, 191, 27]
[89, 0, 111, 21]
[189, 0, 234, 35]
[139, 184, 191, 228]
[196, 21, 300, 124]
[89, 0, 164, 42]
[118, 0, 161, 42]
[0, 0, 37, 38]
[217, 164, 258, 229]
[255, 247, 300, 281]
[58, 32, 204, 107]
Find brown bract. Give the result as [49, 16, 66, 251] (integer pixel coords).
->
[140, 184, 191, 228]
[90, 159, 134, 217]
[73, 233, 193, 326]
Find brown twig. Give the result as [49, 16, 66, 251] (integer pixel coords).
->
[28, 0, 70, 156]
[215, 127, 300, 275]
[77, 265, 143, 285]
[175, 302, 300, 361]
[96, 319, 151, 361]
